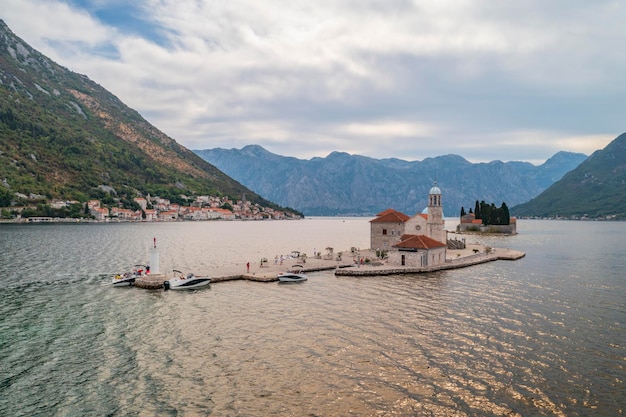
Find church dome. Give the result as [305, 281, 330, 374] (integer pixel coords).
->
[421, 207, 429, 214]
[429, 182, 441, 195]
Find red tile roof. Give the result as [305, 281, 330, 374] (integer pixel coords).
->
[370, 209, 410, 223]
[375, 208, 401, 217]
[393, 234, 446, 249]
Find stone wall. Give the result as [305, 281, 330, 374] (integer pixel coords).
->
[388, 246, 446, 267]
[370, 222, 405, 251]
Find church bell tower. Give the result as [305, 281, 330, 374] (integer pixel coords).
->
[427, 182, 445, 243]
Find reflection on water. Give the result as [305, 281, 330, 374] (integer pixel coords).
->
[0, 219, 624, 416]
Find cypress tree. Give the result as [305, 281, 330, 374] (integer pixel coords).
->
[501, 202, 510, 225]
[466, 200, 511, 225]
[479, 201, 488, 223]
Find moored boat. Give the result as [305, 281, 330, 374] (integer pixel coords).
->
[278, 264, 308, 283]
[112, 264, 147, 287]
[164, 270, 211, 290]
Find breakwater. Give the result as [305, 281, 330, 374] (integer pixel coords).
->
[133, 248, 525, 286]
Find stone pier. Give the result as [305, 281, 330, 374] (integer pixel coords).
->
[134, 274, 166, 289]
[123, 246, 525, 288]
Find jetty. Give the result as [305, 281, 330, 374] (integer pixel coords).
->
[129, 244, 524, 289]
[134, 274, 167, 289]
[134, 264, 348, 288]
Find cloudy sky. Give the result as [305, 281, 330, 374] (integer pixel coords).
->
[4, 0, 624, 163]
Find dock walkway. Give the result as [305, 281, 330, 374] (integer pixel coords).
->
[133, 245, 524, 288]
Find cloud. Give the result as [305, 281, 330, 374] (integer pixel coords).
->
[3, 0, 115, 54]
[339, 121, 437, 138]
[3, 0, 623, 163]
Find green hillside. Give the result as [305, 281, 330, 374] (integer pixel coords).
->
[0, 19, 285, 213]
[512, 133, 626, 219]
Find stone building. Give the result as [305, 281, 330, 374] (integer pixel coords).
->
[370, 182, 447, 266]
[388, 234, 447, 267]
[370, 208, 410, 251]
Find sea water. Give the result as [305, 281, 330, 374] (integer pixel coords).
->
[0, 219, 624, 416]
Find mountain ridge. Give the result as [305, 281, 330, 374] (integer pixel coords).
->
[194, 146, 587, 216]
[0, 19, 288, 213]
[512, 133, 626, 219]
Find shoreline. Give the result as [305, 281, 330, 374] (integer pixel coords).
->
[134, 244, 525, 288]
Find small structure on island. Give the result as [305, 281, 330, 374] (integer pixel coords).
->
[457, 201, 517, 234]
[370, 182, 448, 267]
[134, 237, 166, 289]
[149, 237, 160, 275]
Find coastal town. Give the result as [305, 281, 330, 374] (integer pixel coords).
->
[0, 193, 302, 222]
[86, 194, 299, 222]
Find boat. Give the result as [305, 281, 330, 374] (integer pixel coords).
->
[112, 264, 147, 287]
[164, 270, 211, 290]
[278, 265, 308, 283]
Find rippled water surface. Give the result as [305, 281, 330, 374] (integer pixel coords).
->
[1, 219, 624, 416]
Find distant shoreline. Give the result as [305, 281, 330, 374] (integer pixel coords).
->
[0, 217, 302, 224]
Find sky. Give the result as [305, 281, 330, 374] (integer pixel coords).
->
[3, 0, 625, 164]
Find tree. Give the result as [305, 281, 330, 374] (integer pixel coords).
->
[67, 203, 85, 218]
[479, 201, 489, 222]
[474, 200, 481, 219]
[0, 187, 12, 206]
[473, 201, 511, 225]
[460, 206, 466, 217]
[501, 202, 510, 225]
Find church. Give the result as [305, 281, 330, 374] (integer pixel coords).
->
[370, 182, 447, 267]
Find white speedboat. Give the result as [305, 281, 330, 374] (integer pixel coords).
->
[278, 265, 308, 283]
[278, 272, 308, 282]
[112, 265, 146, 287]
[164, 270, 211, 290]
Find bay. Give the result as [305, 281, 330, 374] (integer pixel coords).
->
[0, 218, 624, 416]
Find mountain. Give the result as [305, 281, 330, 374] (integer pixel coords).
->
[194, 145, 587, 216]
[0, 20, 286, 213]
[512, 133, 626, 219]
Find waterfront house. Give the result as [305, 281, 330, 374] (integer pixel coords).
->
[144, 209, 157, 221]
[209, 208, 236, 220]
[134, 197, 147, 211]
[158, 209, 179, 221]
[90, 207, 109, 221]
